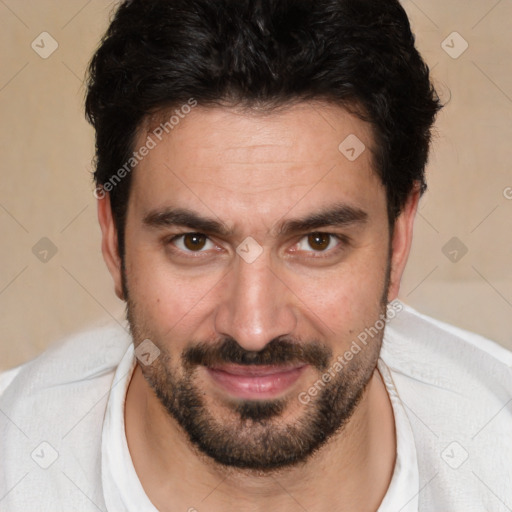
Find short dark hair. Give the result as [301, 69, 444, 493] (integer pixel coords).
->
[85, 0, 442, 257]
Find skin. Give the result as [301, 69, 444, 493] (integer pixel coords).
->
[98, 102, 420, 512]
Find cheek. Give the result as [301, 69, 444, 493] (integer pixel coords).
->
[125, 244, 224, 334]
[286, 244, 389, 337]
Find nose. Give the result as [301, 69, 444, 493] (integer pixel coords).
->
[214, 250, 298, 352]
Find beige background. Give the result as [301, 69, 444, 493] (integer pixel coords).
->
[0, 0, 511, 371]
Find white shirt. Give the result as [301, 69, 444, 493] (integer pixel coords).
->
[1, 302, 511, 511]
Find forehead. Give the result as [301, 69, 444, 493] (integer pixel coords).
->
[130, 102, 385, 225]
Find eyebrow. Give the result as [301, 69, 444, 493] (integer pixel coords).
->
[276, 203, 368, 237]
[142, 203, 368, 238]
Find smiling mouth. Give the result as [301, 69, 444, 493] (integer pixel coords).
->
[206, 364, 308, 400]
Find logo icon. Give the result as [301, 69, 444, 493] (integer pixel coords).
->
[338, 134, 366, 162]
[31, 441, 59, 469]
[441, 32, 469, 60]
[236, 237, 263, 264]
[442, 237, 468, 263]
[441, 441, 469, 469]
[32, 237, 58, 263]
[135, 339, 161, 365]
[31, 32, 59, 59]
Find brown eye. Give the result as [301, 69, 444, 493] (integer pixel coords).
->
[307, 233, 331, 251]
[183, 233, 208, 251]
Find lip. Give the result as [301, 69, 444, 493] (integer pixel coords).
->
[206, 364, 308, 400]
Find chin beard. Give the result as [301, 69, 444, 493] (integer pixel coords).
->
[133, 333, 381, 471]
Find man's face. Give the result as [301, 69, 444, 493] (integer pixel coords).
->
[105, 103, 409, 471]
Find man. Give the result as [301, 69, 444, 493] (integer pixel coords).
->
[1, 0, 511, 510]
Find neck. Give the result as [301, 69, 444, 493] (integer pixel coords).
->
[125, 365, 396, 512]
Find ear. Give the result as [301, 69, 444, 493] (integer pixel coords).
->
[387, 183, 421, 302]
[97, 192, 125, 301]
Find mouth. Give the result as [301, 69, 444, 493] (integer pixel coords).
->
[206, 364, 308, 400]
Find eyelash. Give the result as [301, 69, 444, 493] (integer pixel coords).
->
[166, 232, 350, 259]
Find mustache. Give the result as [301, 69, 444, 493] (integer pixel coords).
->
[182, 337, 332, 371]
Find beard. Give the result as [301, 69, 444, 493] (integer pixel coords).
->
[124, 261, 391, 472]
